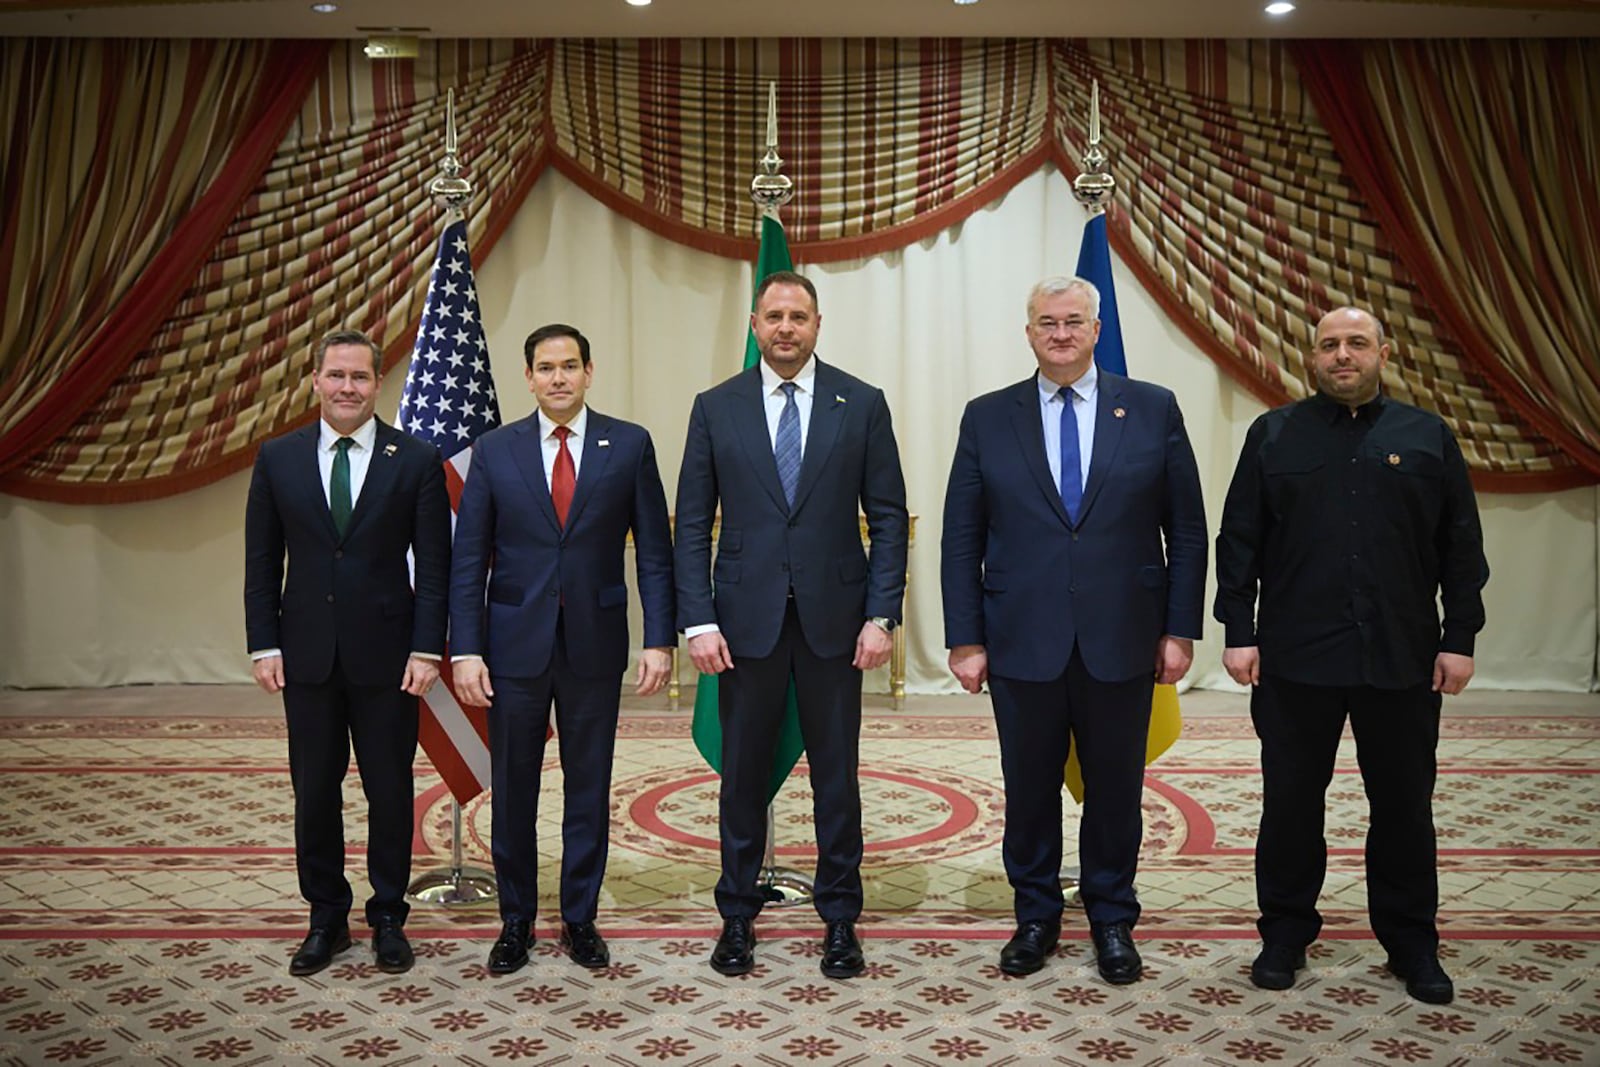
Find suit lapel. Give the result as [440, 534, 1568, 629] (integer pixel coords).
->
[298, 424, 340, 541]
[510, 415, 562, 535]
[731, 366, 790, 513]
[563, 410, 614, 533]
[1008, 377, 1073, 529]
[344, 420, 401, 540]
[1077, 371, 1127, 523]
[791, 361, 846, 515]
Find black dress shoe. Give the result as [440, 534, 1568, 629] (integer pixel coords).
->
[998, 920, 1060, 976]
[709, 917, 756, 976]
[488, 919, 532, 975]
[1387, 953, 1454, 1004]
[820, 919, 865, 979]
[1091, 922, 1143, 985]
[289, 926, 352, 977]
[372, 916, 414, 974]
[561, 921, 610, 969]
[1250, 942, 1307, 991]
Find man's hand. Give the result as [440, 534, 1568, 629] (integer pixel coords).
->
[636, 648, 673, 696]
[853, 622, 894, 671]
[687, 632, 735, 675]
[948, 644, 988, 694]
[1432, 651, 1475, 695]
[454, 658, 493, 706]
[1155, 635, 1195, 686]
[401, 656, 441, 697]
[251, 655, 284, 694]
[1222, 645, 1261, 687]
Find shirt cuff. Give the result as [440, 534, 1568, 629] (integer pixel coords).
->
[1223, 624, 1258, 648]
[250, 649, 281, 661]
[684, 624, 721, 639]
[450, 653, 482, 662]
[1439, 627, 1477, 658]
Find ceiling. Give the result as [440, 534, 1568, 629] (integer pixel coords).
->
[3, 0, 1600, 38]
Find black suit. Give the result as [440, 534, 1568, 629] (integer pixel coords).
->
[675, 359, 908, 922]
[244, 418, 451, 929]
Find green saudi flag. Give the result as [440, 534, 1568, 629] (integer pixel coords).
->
[690, 211, 805, 803]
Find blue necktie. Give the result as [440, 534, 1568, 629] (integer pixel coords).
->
[1059, 387, 1082, 523]
[775, 381, 802, 508]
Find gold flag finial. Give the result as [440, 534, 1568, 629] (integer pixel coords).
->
[1072, 79, 1115, 217]
[430, 88, 474, 215]
[750, 81, 794, 217]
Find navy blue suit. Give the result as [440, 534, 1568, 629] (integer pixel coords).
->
[941, 370, 1207, 927]
[675, 359, 908, 922]
[244, 418, 450, 930]
[449, 409, 673, 925]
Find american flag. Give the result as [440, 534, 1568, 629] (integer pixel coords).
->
[398, 216, 501, 805]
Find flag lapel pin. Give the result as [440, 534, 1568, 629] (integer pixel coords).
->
[597, 439, 610, 447]
[1113, 407, 1126, 419]
[383, 443, 399, 456]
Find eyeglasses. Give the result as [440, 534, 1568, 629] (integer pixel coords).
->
[1031, 317, 1092, 335]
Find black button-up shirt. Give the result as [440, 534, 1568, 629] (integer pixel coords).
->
[1213, 392, 1488, 689]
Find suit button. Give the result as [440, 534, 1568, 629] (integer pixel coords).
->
[781, 563, 789, 572]
[326, 594, 335, 603]
[334, 550, 344, 559]
[549, 589, 558, 598]
[1068, 585, 1077, 594]
[1072, 533, 1079, 542]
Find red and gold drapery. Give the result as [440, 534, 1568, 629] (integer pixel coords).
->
[2, 37, 1594, 502]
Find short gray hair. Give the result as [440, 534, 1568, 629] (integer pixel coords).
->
[1027, 276, 1101, 322]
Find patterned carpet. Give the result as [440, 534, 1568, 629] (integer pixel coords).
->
[1, 694, 1598, 1065]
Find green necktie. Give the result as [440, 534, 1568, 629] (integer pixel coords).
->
[331, 437, 354, 537]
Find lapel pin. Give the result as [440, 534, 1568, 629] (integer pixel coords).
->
[597, 439, 610, 447]
[1113, 407, 1126, 419]
[383, 443, 398, 456]
[1387, 453, 1401, 465]
[836, 394, 847, 404]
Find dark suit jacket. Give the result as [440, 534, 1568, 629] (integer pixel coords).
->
[449, 409, 674, 679]
[941, 370, 1208, 683]
[675, 360, 909, 660]
[244, 418, 451, 687]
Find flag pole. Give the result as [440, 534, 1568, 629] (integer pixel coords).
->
[1059, 78, 1117, 907]
[749, 81, 814, 907]
[405, 87, 495, 907]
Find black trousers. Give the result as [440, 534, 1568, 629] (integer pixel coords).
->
[488, 627, 622, 926]
[1252, 673, 1442, 955]
[715, 600, 864, 922]
[282, 663, 418, 930]
[989, 645, 1153, 928]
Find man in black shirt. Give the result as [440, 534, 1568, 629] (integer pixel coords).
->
[1214, 306, 1488, 1006]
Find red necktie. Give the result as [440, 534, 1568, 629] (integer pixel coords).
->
[551, 425, 575, 528]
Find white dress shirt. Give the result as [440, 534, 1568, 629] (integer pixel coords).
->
[538, 405, 589, 486]
[318, 415, 377, 507]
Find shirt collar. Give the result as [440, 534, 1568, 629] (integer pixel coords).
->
[1038, 361, 1099, 404]
[539, 405, 589, 442]
[1309, 389, 1385, 424]
[760, 355, 817, 396]
[320, 416, 377, 452]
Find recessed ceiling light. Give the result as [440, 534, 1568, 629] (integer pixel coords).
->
[626, 0, 651, 6]
[954, 0, 981, 5]
[1264, 1, 1295, 13]
[310, 2, 337, 11]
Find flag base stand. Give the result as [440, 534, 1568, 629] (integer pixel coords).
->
[408, 865, 498, 907]
[407, 800, 497, 907]
[758, 804, 815, 907]
[1062, 865, 1083, 908]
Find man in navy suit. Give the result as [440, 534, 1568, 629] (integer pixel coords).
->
[450, 323, 675, 974]
[941, 276, 1207, 982]
[245, 328, 452, 977]
[676, 271, 908, 979]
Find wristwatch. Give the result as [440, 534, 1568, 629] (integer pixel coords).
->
[867, 616, 898, 633]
